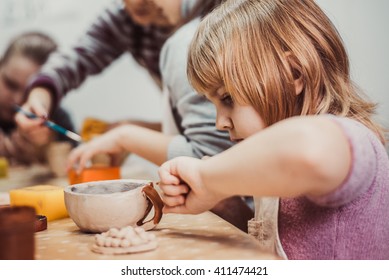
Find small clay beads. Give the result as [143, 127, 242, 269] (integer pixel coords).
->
[92, 226, 158, 255]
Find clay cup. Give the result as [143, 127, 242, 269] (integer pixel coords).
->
[64, 179, 164, 233]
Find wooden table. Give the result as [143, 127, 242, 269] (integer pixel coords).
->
[35, 214, 277, 260]
[0, 163, 278, 260]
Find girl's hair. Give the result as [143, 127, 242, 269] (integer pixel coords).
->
[0, 32, 57, 66]
[188, 0, 386, 144]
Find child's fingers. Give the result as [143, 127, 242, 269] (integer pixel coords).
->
[158, 165, 181, 185]
[31, 103, 49, 119]
[159, 183, 189, 196]
[15, 113, 44, 131]
[162, 194, 186, 208]
[163, 204, 191, 215]
[67, 145, 86, 172]
[26, 96, 50, 119]
[77, 149, 96, 173]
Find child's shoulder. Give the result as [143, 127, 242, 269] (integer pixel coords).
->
[324, 114, 379, 145]
[308, 114, 388, 207]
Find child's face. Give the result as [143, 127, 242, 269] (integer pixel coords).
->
[122, 0, 181, 27]
[205, 87, 265, 143]
[0, 54, 39, 124]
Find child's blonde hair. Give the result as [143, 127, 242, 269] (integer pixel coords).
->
[188, 0, 386, 144]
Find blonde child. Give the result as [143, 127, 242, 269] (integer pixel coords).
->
[159, 0, 389, 259]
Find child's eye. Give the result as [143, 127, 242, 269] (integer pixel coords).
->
[2, 73, 20, 92]
[220, 93, 233, 106]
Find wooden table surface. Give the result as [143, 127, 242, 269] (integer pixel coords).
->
[0, 163, 277, 260]
[35, 214, 277, 260]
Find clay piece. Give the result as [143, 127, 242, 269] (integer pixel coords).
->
[91, 226, 157, 255]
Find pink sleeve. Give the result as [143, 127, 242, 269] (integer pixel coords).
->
[308, 116, 378, 207]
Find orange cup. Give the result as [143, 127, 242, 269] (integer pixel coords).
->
[68, 167, 121, 185]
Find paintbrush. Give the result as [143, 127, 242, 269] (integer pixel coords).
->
[14, 105, 82, 143]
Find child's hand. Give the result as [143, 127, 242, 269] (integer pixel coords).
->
[158, 157, 221, 215]
[67, 126, 126, 173]
[15, 88, 52, 132]
[17, 120, 53, 147]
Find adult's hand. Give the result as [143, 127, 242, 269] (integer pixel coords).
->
[15, 87, 52, 130]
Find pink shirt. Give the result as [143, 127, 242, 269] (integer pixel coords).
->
[278, 116, 389, 259]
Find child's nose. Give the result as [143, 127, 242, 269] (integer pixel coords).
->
[216, 115, 232, 131]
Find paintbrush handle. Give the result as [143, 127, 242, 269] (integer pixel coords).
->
[44, 120, 67, 134]
[14, 105, 82, 143]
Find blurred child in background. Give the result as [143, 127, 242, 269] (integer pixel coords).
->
[0, 32, 74, 165]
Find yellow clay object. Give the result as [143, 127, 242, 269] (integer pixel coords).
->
[0, 157, 8, 178]
[81, 117, 108, 142]
[9, 185, 68, 221]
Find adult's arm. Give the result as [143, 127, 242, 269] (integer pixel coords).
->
[25, 1, 135, 109]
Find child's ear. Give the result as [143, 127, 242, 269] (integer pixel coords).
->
[285, 52, 304, 95]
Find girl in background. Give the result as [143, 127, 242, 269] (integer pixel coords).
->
[0, 32, 74, 165]
[159, 0, 389, 259]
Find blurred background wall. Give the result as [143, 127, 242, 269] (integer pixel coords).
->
[1, 0, 388, 147]
[316, 0, 389, 132]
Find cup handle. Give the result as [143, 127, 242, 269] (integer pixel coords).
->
[137, 183, 164, 229]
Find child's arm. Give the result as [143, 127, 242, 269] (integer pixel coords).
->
[159, 116, 352, 214]
[201, 116, 352, 198]
[67, 124, 173, 172]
